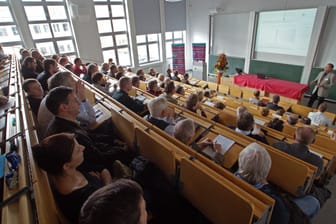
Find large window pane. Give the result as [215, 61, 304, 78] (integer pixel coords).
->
[52, 22, 71, 37]
[137, 45, 147, 64]
[36, 42, 55, 56]
[166, 42, 172, 58]
[24, 6, 46, 21]
[102, 50, 116, 63]
[94, 5, 109, 18]
[0, 6, 13, 22]
[29, 23, 52, 39]
[111, 5, 124, 17]
[57, 40, 75, 54]
[165, 32, 172, 40]
[115, 34, 128, 46]
[48, 6, 67, 20]
[148, 43, 159, 61]
[0, 25, 21, 43]
[97, 20, 112, 33]
[117, 48, 130, 66]
[112, 19, 127, 32]
[100, 36, 114, 48]
[147, 34, 158, 42]
[136, 35, 146, 44]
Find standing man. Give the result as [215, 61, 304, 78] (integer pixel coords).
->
[307, 63, 335, 108]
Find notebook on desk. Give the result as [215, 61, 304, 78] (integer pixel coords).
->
[202, 135, 235, 159]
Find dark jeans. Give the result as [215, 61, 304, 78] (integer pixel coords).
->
[307, 90, 325, 108]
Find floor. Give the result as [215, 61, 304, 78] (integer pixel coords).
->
[299, 96, 336, 224]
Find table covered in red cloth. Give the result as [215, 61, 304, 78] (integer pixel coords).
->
[233, 75, 309, 100]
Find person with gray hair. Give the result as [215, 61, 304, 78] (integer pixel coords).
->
[237, 143, 320, 222]
[37, 71, 95, 137]
[272, 126, 323, 176]
[146, 97, 174, 135]
[286, 113, 299, 126]
[236, 106, 247, 117]
[173, 119, 223, 164]
[308, 103, 332, 127]
[146, 79, 162, 96]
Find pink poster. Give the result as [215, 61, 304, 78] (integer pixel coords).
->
[172, 43, 185, 74]
[192, 43, 206, 62]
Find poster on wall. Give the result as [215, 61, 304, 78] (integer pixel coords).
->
[192, 43, 206, 62]
[172, 43, 185, 74]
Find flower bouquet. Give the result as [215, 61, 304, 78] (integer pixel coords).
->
[214, 53, 228, 84]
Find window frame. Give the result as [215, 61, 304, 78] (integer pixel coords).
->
[136, 33, 161, 65]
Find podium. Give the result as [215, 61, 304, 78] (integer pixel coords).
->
[192, 61, 207, 81]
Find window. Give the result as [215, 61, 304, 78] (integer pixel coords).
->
[136, 33, 161, 65]
[22, 0, 77, 57]
[0, 2, 23, 49]
[165, 31, 185, 59]
[94, 0, 132, 66]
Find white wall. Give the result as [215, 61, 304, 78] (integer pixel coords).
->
[186, 0, 336, 69]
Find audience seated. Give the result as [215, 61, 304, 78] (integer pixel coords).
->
[136, 69, 146, 81]
[237, 106, 247, 117]
[108, 64, 118, 78]
[79, 179, 147, 224]
[236, 143, 320, 223]
[300, 116, 311, 125]
[33, 133, 113, 223]
[51, 54, 59, 63]
[65, 63, 73, 72]
[166, 68, 172, 79]
[175, 85, 185, 95]
[22, 79, 44, 116]
[117, 66, 125, 74]
[92, 72, 116, 96]
[214, 102, 226, 110]
[308, 103, 332, 127]
[181, 73, 190, 85]
[45, 86, 132, 170]
[72, 58, 87, 77]
[235, 112, 268, 144]
[146, 79, 162, 96]
[272, 126, 323, 176]
[83, 64, 98, 84]
[161, 81, 178, 104]
[146, 97, 174, 135]
[261, 107, 270, 117]
[37, 59, 59, 93]
[172, 70, 181, 82]
[31, 50, 45, 73]
[19, 49, 30, 65]
[267, 118, 284, 132]
[148, 68, 156, 77]
[131, 76, 140, 88]
[115, 71, 124, 80]
[21, 56, 39, 79]
[59, 56, 69, 66]
[249, 90, 265, 106]
[173, 119, 222, 164]
[157, 74, 165, 88]
[287, 113, 299, 126]
[266, 95, 284, 111]
[37, 71, 96, 135]
[184, 93, 207, 118]
[100, 62, 109, 75]
[113, 76, 145, 114]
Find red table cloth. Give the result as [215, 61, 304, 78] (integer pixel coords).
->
[234, 75, 309, 100]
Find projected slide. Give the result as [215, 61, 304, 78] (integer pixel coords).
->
[255, 8, 317, 56]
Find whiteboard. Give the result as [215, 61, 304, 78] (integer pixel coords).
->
[212, 13, 250, 57]
[255, 8, 317, 56]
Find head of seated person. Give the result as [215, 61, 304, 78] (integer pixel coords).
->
[158, 73, 165, 83]
[294, 126, 315, 146]
[115, 72, 124, 80]
[197, 91, 204, 102]
[253, 90, 260, 99]
[51, 54, 59, 63]
[92, 72, 106, 86]
[287, 113, 299, 126]
[119, 76, 132, 93]
[318, 103, 328, 113]
[164, 81, 176, 96]
[59, 57, 69, 66]
[183, 73, 189, 81]
[109, 65, 118, 77]
[117, 65, 125, 74]
[23, 78, 44, 99]
[22, 56, 36, 71]
[147, 97, 169, 120]
[261, 107, 269, 117]
[237, 106, 247, 117]
[275, 108, 285, 116]
[300, 116, 311, 125]
[237, 112, 254, 132]
[272, 95, 280, 104]
[175, 85, 185, 95]
[185, 93, 199, 111]
[214, 102, 225, 110]
[131, 76, 140, 88]
[136, 69, 145, 81]
[87, 64, 98, 77]
[101, 62, 109, 74]
[237, 142, 271, 185]
[79, 179, 147, 224]
[173, 118, 195, 145]
[267, 118, 284, 131]
[47, 71, 76, 91]
[46, 86, 80, 120]
[147, 79, 159, 94]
